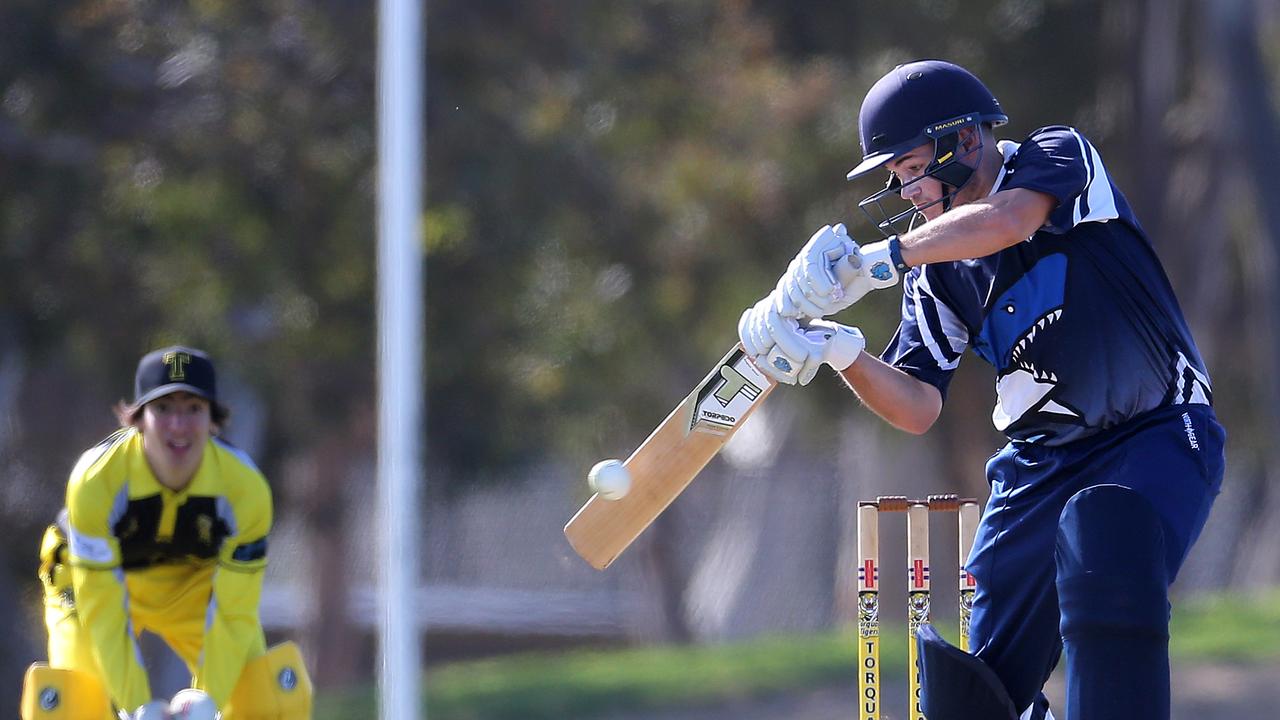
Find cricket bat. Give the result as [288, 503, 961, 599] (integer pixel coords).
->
[563, 344, 779, 570]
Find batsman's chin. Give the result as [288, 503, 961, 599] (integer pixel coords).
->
[991, 365, 1080, 432]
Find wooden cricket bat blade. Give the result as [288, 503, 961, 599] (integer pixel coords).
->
[564, 344, 777, 569]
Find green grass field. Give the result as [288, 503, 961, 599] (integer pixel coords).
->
[315, 588, 1280, 720]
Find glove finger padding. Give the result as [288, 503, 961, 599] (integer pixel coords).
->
[798, 224, 858, 307]
[794, 224, 850, 298]
[780, 274, 830, 319]
[738, 298, 774, 357]
[741, 298, 808, 385]
[792, 237, 901, 317]
[764, 308, 808, 363]
[770, 287, 799, 319]
[796, 353, 826, 387]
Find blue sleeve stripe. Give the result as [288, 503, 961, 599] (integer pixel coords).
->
[231, 536, 268, 562]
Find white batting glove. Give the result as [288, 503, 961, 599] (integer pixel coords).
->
[779, 225, 902, 318]
[774, 224, 858, 319]
[745, 318, 865, 386]
[739, 296, 783, 358]
[840, 238, 901, 304]
[739, 294, 813, 380]
[793, 320, 866, 385]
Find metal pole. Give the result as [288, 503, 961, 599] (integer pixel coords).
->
[376, 0, 424, 717]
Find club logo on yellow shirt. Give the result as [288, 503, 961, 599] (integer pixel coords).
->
[197, 515, 213, 545]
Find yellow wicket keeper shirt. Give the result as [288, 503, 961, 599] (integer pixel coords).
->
[64, 427, 271, 710]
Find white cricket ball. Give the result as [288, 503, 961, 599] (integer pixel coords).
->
[588, 459, 631, 500]
[169, 688, 219, 720]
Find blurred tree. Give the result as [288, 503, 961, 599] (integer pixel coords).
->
[1197, 0, 1280, 586]
[0, 0, 377, 698]
[0, 0, 1276, 698]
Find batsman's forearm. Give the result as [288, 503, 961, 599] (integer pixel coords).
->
[898, 188, 1053, 266]
[838, 352, 942, 435]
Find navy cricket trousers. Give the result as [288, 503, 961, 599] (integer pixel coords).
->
[965, 403, 1225, 713]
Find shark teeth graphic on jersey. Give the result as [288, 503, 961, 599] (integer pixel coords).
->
[1016, 362, 1057, 382]
[1008, 308, 1063, 366]
[994, 368, 1055, 431]
[975, 253, 1081, 431]
[992, 308, 1078, 431]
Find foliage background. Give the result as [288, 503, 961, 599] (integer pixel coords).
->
[2, 0, 1278, 713]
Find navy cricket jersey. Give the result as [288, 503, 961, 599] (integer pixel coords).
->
[881, 126, 1213, 445]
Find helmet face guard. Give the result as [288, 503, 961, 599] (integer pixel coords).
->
[857, 113, 986, 236]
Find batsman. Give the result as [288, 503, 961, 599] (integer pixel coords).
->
[21, 347, 312, 720]
[740, 60, 1225, 719]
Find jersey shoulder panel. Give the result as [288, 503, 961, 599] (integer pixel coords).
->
[213, 437, 263, 474]
[209, 438, 273, 546]
[209, 439, 271, 507]
[68, 428, 134, 488]
[1002, 125, 1089, 206]
[65, 429, 137, 566]
[66, 429, 138, 516]
[1002, 125, 1124, 233]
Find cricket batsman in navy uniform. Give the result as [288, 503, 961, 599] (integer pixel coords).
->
[738, 60, 1225, 719]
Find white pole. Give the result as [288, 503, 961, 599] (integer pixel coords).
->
[376, 0, 424, 718]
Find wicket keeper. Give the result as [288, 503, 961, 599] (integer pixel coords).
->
[22, 346, 311, 720]
[739, 60, 1225, 720]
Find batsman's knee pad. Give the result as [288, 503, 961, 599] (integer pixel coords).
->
[223, 642, 313, 720]
[1055, 484, 1169, 637]
[1056, 485, 1170, 720]
[917, 624, 1019, 720]
[20, 664, 111, 720]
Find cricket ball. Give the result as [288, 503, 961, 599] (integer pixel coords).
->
[588, 459, 631, 500]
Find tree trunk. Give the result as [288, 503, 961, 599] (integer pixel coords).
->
[1205, 0, 1280, 586]
[288, 421, 369, 688]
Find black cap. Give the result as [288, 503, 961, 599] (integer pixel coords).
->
[133, 346, 219, 406]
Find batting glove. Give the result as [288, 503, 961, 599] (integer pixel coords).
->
[779, 224, 902, 318]
[793, 320, 865, 385]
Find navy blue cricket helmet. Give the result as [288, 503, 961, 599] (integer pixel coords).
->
[848, 60, 1008, 234]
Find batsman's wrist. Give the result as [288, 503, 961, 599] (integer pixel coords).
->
[858, 239, 902, 286]
[887, 235, 910, 274]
